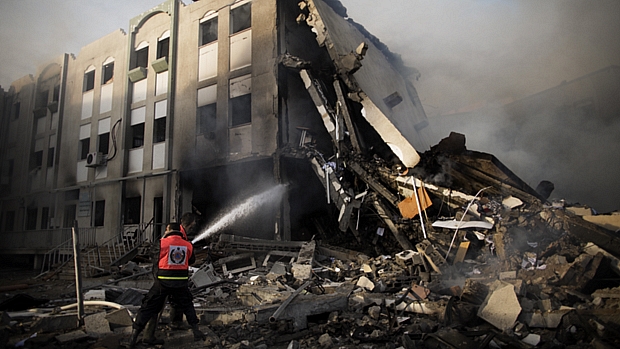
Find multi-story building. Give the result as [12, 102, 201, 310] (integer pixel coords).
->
[0, 0, 432, 267]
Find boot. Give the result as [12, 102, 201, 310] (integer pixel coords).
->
[142, 316, 163, 345]
[191, 324, 206, 341]
[129, 328, 142, 349]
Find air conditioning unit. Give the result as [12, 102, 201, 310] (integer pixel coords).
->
[86, 152, 104, 167]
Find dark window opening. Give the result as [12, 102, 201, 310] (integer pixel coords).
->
[230, 94, 251, 127]
[94, 200, 105, 227]
[36, 90, 48, 109]
[135, 47, 149, 69]
[124, 197, 141, 224]
[197, 104, 217, 136]
[26, 208, 37, 230]
[41, 207, 49, 230]
[154, 117, 166, 143]
[53, 85, 60, 102]
[12, 102, 20, 120]
[98, 133, 110, 155]
[47, 147, 55, 168]
[64, 204, 76, 228]
[31, 150, 43, 170]
[200, 17, 218, 45]
[84, 70, 95, 92]
[65, 189, 79, 201]
[103, 62, 114, 84]
[157, 38, 169, 59]
[231, 3, 251, 34]
[131, 123, 145, 148]
[5, 211, 15, 232]
[80, 138, 90, 160]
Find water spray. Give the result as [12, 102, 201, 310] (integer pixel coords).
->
[192, 184, 287, 244]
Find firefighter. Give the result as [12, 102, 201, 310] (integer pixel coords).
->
[129, 222, 205, 348]
[142, 212, 198, 343]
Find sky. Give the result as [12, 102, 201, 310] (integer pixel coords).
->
[1, 0, 619, 210]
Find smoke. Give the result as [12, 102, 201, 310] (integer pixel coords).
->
[339, 0, 620, 212]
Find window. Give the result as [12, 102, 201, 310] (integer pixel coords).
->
[47, 147, 55, 167]
[31, 150, 43, 170]
[157, 37, 169, 60]
[154, 117, 166, 143]
[198, 104, 217, 136]
[124, 197, 141, 224]
[84, 70, 95, 92]
[229, 75, 252, 127]
[36, 90, 48, 109]
[200, 17, 218, 46]
[197, 85, 217, 136]
[103, 62, 114, 84]
[98, 133, 109, 155]
[132, 123, 145, 148]
[26, 208, 37, 230]
[63, 204, 76, 228]
[94, 200, 105, 227]
[135, 46, 149, 69]
[80, 138, 90, 160]
[53, 85, 60, 102]
[230, 2, 251, 34]
[5, 211, 15, 231]
[41, 207, 49, 230]
[12, 102, 20, 120]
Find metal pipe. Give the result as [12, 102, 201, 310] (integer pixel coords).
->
[72, 221, 84, 321]
[269, 280, 312, 323]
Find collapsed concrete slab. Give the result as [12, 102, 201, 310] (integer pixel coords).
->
[477, 280, 522, 331]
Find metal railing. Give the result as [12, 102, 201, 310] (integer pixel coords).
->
[81, 218, 154, 276]
[37, 228, 97, 276]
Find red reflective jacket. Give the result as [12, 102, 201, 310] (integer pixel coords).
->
[157, 232, 194, 281]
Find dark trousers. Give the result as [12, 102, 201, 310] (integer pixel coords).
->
[134, 279, 199, 330]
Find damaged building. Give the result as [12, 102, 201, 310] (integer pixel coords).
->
[1, 0, 620, 348]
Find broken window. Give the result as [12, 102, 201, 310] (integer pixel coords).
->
[230, 2, 251, 34]
[102, 61, 114, 84]
[229, 75, 251, 127]
[124, 197, 141, 224]
[26, 207, 37, 230]
[135, 46, 149, 69]
[84, 69, 95, 92]
[200, 16, 218, 46]
[94, 200, 105, 227]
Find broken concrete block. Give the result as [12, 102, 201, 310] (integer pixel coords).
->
[356, 276, 375, 291]
[84, 311, 112, 337]
[191, 263, 221, 287]
[105, 308, 133, 329]
[318, 333, 333, 347]
[269, 262, 288, 276]
[55, 330, 89, 344]
[291, 263, 313, 280]
[499, 271, 517, 280]
[521, 333, 541, 346]
[477, 280, 521, 331]
[84, 289, 106, 301]
[31, 314, 79, 333]
[519, 307, 573, 328]
[368, 305, 381, 320]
